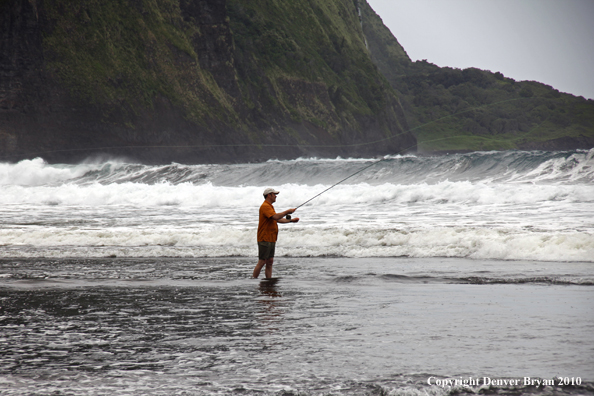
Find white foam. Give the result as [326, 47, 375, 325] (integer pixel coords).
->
[4, 178, 593, 208]
[0, 182, 267, 207]
[0, 158, 91, 186]
[511, 148, 594, 183]
[267, 156, 383, 163]
[2, 225, 592, 262]
[1, 153, 593, 262]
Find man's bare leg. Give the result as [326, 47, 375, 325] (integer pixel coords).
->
[264, 257, 274, 279]
[253, 259, 266, 278]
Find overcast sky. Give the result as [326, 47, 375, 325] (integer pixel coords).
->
[366, 0, 594, 100]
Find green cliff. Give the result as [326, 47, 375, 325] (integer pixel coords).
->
[0, 0, 415, 163]
[1, 0, 591, 164]
[360, 2, 594, 153]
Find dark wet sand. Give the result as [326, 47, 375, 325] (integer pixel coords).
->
[1, 257, 593, 395]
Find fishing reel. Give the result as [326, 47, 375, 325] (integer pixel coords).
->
[285, 214, 291, 220]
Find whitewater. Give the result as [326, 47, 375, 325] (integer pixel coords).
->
[2, 149, 594, 396]
[1, 149, 593, 262]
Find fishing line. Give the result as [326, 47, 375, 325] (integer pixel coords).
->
[0, 97, 549, 216]
[0, 97, 534, 161]
[295, 156, 394, 209]
[285, 150, 403, 219]
[0, 95, 551, 220]
[288, 110, 552, 217]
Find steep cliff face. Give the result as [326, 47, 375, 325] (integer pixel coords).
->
[0, 0, 415, 163]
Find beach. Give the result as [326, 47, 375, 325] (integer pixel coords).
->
[1, 151, 593, 394]
[1, 256, 593, 395]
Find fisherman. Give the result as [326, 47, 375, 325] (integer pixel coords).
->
[252, 188, 299, 279]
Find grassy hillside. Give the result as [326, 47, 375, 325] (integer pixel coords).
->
[227, 0, 399, 134]
[361, 1, 594, 153]
[0, 0, 416, 163]
[41, 0, 237, 126]
[3, 0, 590, 163]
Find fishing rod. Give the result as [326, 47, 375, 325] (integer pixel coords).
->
[284, 109, 551, 219]
[284, 151, 404, 220]
[2, 96, 546, 220]
[295, 156, 392, 207]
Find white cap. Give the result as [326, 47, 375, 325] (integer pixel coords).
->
[263, 188, 279, 197]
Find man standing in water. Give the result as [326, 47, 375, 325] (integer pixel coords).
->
[253, 188, 299, 279]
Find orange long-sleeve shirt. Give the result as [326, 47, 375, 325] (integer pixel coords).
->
[257, 201, 278, 242]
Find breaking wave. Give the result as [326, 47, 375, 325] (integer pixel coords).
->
[1, 149, 593, 187]
[1, 150, 593, 262]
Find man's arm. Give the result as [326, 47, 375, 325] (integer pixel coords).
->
[278, 217, 299, 224]
[271, 208, 296, 220]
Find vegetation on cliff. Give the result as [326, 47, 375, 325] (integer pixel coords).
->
[0, 0, 591, 163]
[41, 0, 230, 125]
[361, 1, 594, 153]
[0, 0, 414, 163]
[227, 0, 403, 133]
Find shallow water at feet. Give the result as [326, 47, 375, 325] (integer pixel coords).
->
[1, 257, 593, 395]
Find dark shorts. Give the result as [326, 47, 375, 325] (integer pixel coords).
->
[258, 241, 276, 260]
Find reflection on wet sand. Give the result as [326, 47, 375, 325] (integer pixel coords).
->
[257, 278, 283, 333]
